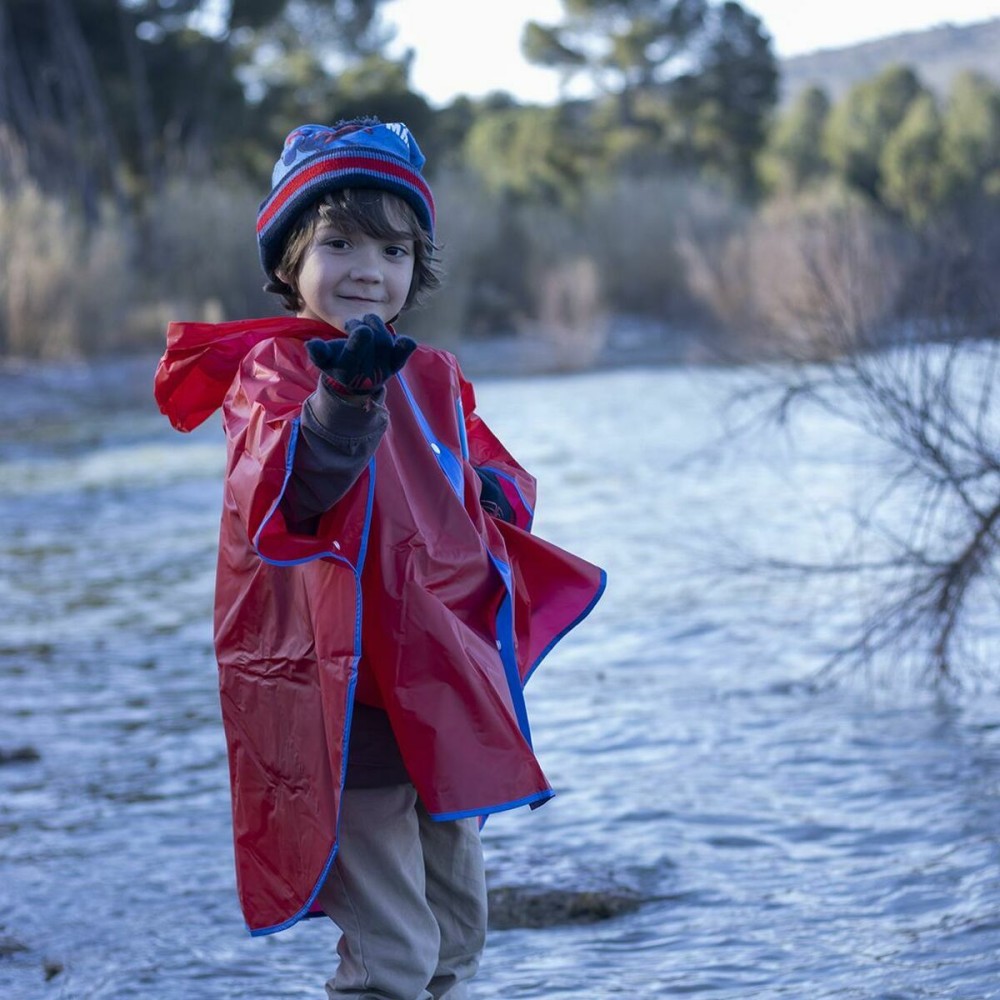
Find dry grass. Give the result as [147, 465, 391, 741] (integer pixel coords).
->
[0, 183, 132, 358]
[140, 174, 274, 325]
[743, 188, 915, 358]
[0, 164, 995, 362]
[0, 171, 276, 358]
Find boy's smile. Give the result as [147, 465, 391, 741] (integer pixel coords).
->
[292, 224, 415, 332]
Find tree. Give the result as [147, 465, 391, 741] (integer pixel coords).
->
[462, 105, 591, 204]
[522, 0, 709, 114]
[668, 2, 778, 196]
[822, 64, 926, 203]
[522, 0, 777, 196]
[0, 0, 403, 207]
[880, 92, 944, 226]
[0, 0, 138, 213]
[758, 85, 831, 194]
[937, 71, 1000, 206]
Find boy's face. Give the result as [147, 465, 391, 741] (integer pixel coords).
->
[291, 222, 416, 332]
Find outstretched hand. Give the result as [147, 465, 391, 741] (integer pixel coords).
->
[306, 314, 417, 395]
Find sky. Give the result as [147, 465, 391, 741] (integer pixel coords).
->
[383, 0, 1000, 107]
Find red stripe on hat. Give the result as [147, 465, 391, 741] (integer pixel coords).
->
[257, 154, 434, 234]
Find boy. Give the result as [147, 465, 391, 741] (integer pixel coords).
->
[154, 117, 605, 999]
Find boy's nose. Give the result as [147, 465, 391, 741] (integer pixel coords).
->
[349, 248, 383, 282]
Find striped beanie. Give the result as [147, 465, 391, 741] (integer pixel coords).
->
[256, 117, 436, 280]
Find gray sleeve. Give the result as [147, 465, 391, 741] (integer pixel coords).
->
[281, 381, 389, 532]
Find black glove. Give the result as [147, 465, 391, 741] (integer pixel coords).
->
[306, 314, 416, 395]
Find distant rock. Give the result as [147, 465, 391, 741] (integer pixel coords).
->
[0, 934, 29, 957]
[0, 745, 40, 766]
[488, 885, 643, 929]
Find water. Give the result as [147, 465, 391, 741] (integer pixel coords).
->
[1, 356, 999, 999]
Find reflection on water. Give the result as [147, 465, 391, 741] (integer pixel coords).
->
[1, 356, 998, 999]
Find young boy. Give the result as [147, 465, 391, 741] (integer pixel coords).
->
[154, 117, 605, 999]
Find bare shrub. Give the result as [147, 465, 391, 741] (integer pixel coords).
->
[728, 334, 1000, 685]
[0, 168, 280, 358]
[706, 196, 1000, 685]
[745, 188, 916, 359]
[899, 205, 1000, 341]
[530, 255, 607, 370]
[489, 197, 609, 369]
[679, 185, 917, 361]
[0, 124, 29, 192]
[420, 170, 756, 365]
[677, 188, 920, 366]
[721, 196, 1000, 684]
[671, 180, 753, 343]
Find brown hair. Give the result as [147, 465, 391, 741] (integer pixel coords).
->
[268, 188, 442, 314]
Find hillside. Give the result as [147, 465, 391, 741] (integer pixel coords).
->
[778, 16, 1000, 106]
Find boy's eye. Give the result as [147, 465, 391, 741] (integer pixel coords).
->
[384, 244, 411, 258]
[323, 237, 350, 250]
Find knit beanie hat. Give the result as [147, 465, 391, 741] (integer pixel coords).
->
[256, 117, 436, 280]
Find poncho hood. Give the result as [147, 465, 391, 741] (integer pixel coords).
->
[155, 315, 331, 431]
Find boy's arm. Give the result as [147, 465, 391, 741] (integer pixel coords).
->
[280, 381, 388, 532]
[282, 316, 415, 532]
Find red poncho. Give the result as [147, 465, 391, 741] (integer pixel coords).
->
[154, 316, 606, 935]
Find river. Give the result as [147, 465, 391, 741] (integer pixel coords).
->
[1, 354, 998, 999]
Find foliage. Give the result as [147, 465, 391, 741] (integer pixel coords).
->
[0, 181, 133, 357]
[880, 94, 943, 225]
[586, 172, 734, 328]
[757, 86, 830, 194]
[937, 71, 1000, 204]
[759, 67, 1000, 229]
[461, 105, 594, 205]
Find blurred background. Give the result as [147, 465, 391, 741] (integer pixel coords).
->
[0, 0, 997, 365]
[3, 3, 1000, 998]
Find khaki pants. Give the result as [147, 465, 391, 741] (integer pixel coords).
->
[318, 784, 488, 1000]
